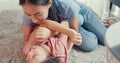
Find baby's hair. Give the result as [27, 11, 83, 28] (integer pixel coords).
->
[42, 56, 63, 63]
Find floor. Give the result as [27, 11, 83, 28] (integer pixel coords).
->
[0, 1, 119, 63]
[0, 0, 22, 13]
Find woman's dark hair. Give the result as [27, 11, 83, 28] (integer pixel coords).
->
[42, 57, 63, 63]
[19, 0, 49, 5]
[19, 0, 62, 23]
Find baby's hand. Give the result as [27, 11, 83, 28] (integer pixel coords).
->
[26, 46, 38, 61]
[70, 29, 82, 45]
[23, 43, 33, 57]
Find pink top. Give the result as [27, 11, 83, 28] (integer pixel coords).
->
[25, 37, 68, 63]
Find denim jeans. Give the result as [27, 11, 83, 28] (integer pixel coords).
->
[76, 2, 107, 52]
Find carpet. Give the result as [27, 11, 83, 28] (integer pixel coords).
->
[0, 10, 119, 63]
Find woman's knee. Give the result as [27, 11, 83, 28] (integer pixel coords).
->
[78, 27, 99, 52]
[85, 43, 98, 52]
[76, 37, 98, 52]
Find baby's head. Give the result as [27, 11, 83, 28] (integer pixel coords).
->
[26, 46, 61, 63]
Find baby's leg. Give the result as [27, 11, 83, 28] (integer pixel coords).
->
[58, 21, 69, 47]
[58, 21, 74, 53]
[58, 33, 68, 47]
[58, 32, 74, 54]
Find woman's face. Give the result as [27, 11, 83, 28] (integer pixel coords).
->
[22, 4, 51, 24]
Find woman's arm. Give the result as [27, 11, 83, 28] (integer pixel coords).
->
[23, 24, 33, 45]
[41, 20, 74, 39]
[41, 20, 81, 45]
[69, 17, 80, 32]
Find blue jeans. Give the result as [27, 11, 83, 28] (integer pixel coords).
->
[76, 2, 107, 52]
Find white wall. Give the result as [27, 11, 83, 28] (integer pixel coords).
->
[1, 0, 119, 19]
[77, 0, 109, 20]
[0, 0, 108, 19]
[86, 0, 108, 19]
[0, 0, 8, 3]
[77, 0, 120, 20]
[111, 5, 120, 17]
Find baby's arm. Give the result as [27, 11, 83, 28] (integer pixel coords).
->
[26, 46, 40, 63]
[26, 46, 42, 63]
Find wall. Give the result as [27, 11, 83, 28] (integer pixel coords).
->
[86, 0, 108, 19]
[0, 0, 8, 3]
[0, 0, 119, 19]
[77, 0, 120, 20]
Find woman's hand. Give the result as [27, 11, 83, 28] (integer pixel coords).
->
[69, 29, 82, 45]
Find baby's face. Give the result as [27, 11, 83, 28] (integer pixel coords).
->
[27, 46, 48, 63]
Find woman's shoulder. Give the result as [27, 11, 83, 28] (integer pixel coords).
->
[55, 0, 80, 8]
[54, 0, 81, 20]
[55, 0, 80, 13]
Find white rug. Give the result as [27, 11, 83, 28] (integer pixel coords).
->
[0, 10, 119, 63]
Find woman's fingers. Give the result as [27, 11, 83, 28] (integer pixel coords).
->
[74, 39, 82, 45]
[75, 33, 82, 40]
[75, 35, 82, 40]
[73, 36, 82, 45]
[72, 33, 82, 45]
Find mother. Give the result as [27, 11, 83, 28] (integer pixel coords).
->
[20, 0, 106, 52]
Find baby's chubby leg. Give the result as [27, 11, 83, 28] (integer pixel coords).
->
[58, 21, 69, 47]
[35, 27, 52, 42]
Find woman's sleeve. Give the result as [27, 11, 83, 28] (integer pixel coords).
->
[23, 15, 35, 26]
[61, 0, 81, 21]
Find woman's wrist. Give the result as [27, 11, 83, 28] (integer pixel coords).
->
[68, 29, 77, 40]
